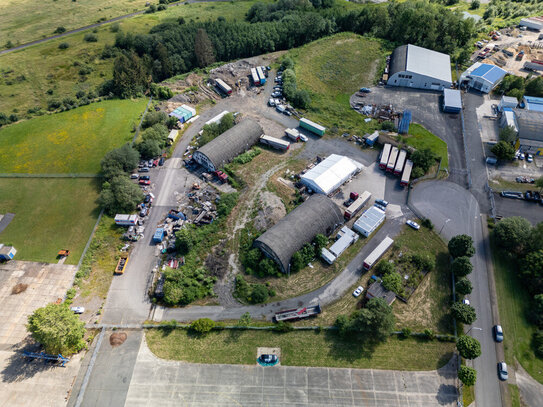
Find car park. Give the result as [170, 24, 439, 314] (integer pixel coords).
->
[406, 220, 420, 230]
[493, 325, 504, 343]
[497, 362, 508, 381]
[375, 199, 389, 207]
[70, 306, 85, 314]
[139, 175, 150, 181]
[352, 286, 364, 297]
[138, 167, 149, 172]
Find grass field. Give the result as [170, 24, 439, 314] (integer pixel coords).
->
[0, 99, 147, 173]
[492, 242, 543, 384]
[146, 328, 455, 371]
[288, 33, 386, 137]
[0, 0, 271, 115]
[405, 123, 449, 170]
[0, 178, 100, 264]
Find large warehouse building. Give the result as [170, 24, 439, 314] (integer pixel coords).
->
[301, 154, 364, 195]
[387, 44, 452, 90]
[514, 109, 543, 155]
[254, 194, 343, 274]
[459, 62, 507, 93]
[193, 118, 263, 172]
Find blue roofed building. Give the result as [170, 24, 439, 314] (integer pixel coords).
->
[459, 62, 507, 93]
[521, 96, 543, 112]
[169, 104, 196, 123]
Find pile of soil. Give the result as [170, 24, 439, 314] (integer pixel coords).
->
[109, 332, 127, 347]
[205, 241, 230, 279]
[11, 283, 28, 295]
[253, 192, 286, 232]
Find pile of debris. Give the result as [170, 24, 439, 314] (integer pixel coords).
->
[352, 103, 399, 121]
[209, 60, 253, 79]
[122, 225, 145, 242]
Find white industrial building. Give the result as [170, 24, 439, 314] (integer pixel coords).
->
[321, 226, 359, 264]
[499, 108, 518, 134]
[387, 44, 452, 90]
[459, 62, 507, 93]
[353, 206, 386, 237]
[519, 17, 543, 31]
[498, 96, 518, 111]
[301, 154, 364, 195]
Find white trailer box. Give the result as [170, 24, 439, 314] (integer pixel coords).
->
[115, 214, 139, 226]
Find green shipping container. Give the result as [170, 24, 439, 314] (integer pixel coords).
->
[299, 118, 325, 136]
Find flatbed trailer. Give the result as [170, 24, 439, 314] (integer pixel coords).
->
[274, 304, 321, 322]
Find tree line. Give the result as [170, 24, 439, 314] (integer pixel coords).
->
[106, 0, 477, 98]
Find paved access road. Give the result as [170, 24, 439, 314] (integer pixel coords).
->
[410, 181, 502, 407]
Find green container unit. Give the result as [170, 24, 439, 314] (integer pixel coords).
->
[299, 118, 326, 137]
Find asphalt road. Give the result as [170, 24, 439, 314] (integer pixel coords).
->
[351, 87, 467, 187]
[0, 0, 227, 56]
[410, 181, 502, 407]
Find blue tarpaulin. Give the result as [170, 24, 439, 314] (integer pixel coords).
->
[398, 110, 411, 134]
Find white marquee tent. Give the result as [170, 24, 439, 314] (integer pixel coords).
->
[301, 154, 364, 195]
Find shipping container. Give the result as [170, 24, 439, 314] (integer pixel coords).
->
[256, 66, 266, 85]
[364, 131, 379, 146]
[215, 78, 232, 95]
[362, 236, 394, 270]
[260, 135, 290, 151]
[386, 146, 399, 172]
[400, 159, 413, 187]
[115, 254, 129, 275]
[251, 67, 260, 85]
[299, 118, 326, 136]
[285, 128, 300, 142]
[344, 191, 371, 219]
[393, 150, 407, 176]
[153, 228, 165, 243]
[379, 144, 392, 169]
[114, 214, 139, 226]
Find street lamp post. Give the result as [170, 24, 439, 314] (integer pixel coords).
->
[466, 326, 482, 335]
[440, 218, 451, 234]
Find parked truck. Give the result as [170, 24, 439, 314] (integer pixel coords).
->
[153, 227, 165, 243]
[386, 146, 399, 173]
[285, 128, 300, 142]
[362, 236, 394, 270]
[115, 254, 129, 275]
[251, 67, 260, 85]
[114, 214, 139, 226]
[299, 118, 326, 136]
[256, 66, 266, 85]
[393, 149, 407, 176]
[215, 78, 232, 95]
[379, 143, 392, 169]
[274, 304, 321, 322]
[344, 191, 371, 219]
[260, 135, 290, 151]
[400, 159, 413, 187]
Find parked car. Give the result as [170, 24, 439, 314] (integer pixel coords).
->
[519, 153, 525, 160]
[299, 134, 308, 142]
[406, 220, 420, 230]
[159, 157, 165, 166]
[283, 110, 292, 116]
[375, 199, 389, 207]
[259, 354, 278, 364]
[138, 167, 150, 173]
[462, 298, 470, 305]
[527, 153, 533, 163]
[375, 203, 387, 212]
[497, 362, 508, 381]
[144, 194, 152, 204]
[359, 87, 372, 93]
[139, 180, 151, 186]
[353, 286, 364, 297]
[153, 159, 159, 167]
[139, 207, 149, 217]
[70, 306, 85, 314]
[130, 173, 139, 179]
[139, 175, 150, 181]
[268, 98, 276, 107]
[271, 91, 282, 98]
[148, 159, 154, 167]
[493, 325, 504, 343]
[525, 190, 533, 200]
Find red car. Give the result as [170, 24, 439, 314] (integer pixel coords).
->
[139, 180, 151, 186]
[214, 170, 228, 182]
[153, 159, 159, 167]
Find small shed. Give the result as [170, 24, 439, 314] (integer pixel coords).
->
[167, 130, 179, 145]
[522, 96, 543, 112]
[329, 226, 359, 258]
[0, 244, 16, 261]
[499, 96, 518, 111]
[321, 248, 336, 265]
[442, 89, 462, 113]
[364, 131, 379, 146]
[169, 105, 196, 123]
[366, 281, 396, 305]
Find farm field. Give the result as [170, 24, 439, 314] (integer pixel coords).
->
[146, 328, 455, 371]
[492, 242, 543, 385]
[0, 178, 100, 264]
[288, 32, 386, 137]
[0, 99, 147, 173]
[0, 0, 269, 115]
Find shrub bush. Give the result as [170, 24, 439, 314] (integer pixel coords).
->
[191, 318, 215, 334]
[84, 34, 98, 42]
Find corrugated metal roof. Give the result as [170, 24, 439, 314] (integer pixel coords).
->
[523, 96, 543, 112]
[514, 109, 543, 141]
[470, 64, 507, 84]
[301, 154, 364, 195]
[353, 206, 385, 236]
[329, 227, 358, 257]
[405, 44, 452, 84]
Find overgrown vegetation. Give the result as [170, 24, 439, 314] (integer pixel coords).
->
[496, 75, 543, 101]
[234, 275, 276, 304]
[198, 112, 234, 147]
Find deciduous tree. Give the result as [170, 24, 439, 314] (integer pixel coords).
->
[448, 235, 475, 258]
[493, 216, 532, 255]
[455, 278, 473, 295]
[451, 302, 477, 325]
[491, 141, 515, 160]
[456, 335, 482, 359]
[458, 366, 477, 386]
[451, 257, 473, 278]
